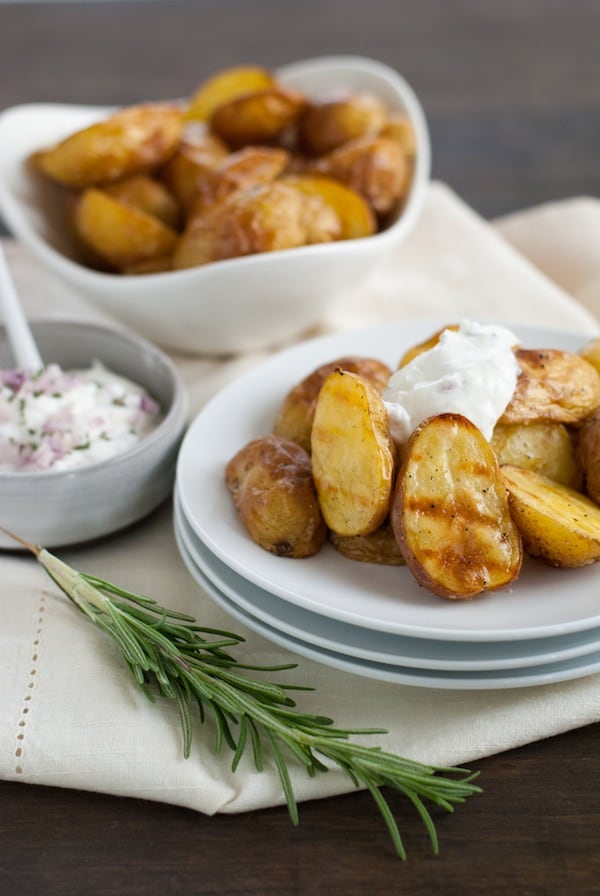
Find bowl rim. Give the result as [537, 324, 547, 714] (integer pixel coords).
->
[0, 319, 188, 482]
[0, 54, 431, 290]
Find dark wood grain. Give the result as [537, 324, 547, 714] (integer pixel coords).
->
[1, 1, 599, 892]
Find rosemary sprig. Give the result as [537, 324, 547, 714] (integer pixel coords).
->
[4, 527, 481, 859]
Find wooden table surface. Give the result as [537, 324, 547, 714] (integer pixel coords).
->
[1, 2, 599, 893]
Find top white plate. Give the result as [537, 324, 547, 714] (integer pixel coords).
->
[176, 320, 600, 642]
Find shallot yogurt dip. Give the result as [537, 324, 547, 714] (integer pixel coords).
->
[383, 320, 520, 445]
[0, 362, 162, 473]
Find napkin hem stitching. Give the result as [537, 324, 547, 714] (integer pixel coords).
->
[14, 594, 46, 776]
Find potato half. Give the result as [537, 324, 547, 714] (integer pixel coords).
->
[491, 421, 582, 489]
[330, 523, 405, 566]
[273, 356, 392, 453]
[501, 464, 600, 567]
[311, 369, 396, 536]
[34, 103, 184, 189]
[392, 413, 522, 600]
[500, 348, 600, 426]
[186, 66, 276, 121]
[281, 174, 375, 239]
[225, 435, 327, 558]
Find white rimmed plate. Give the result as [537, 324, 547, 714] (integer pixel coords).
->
[174, 505, 600, 689]
[176, 319, 600, 642]
[174, 489, 600, 671]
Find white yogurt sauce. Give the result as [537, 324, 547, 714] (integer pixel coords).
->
[0, 362, 162, 473]
[383, 320, 520, 444]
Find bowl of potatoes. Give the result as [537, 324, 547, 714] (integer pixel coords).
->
[0, 56, 430, 355]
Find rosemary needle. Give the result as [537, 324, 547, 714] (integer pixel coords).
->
[3, 526, 481, 859]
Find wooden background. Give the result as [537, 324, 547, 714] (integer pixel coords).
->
[1, 2, 599, 894]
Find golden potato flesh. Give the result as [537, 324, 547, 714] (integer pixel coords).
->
[225, 435, 327, 558]
[280, 174, 375, 239]
[501, 464, 600, 568]
[330, 523, 405, 566]
[74, 188, 178, 270]
[210, 87, 306, 147]
[576, 407, 600, 504]
[392, 414, 522, 600]
[491, 421, 582, 489]
[104, 175, 181, 230]
[273, 356, 392, 453]
[500, 348, 600, 426]
[298, 92, 387, 156]
[190, 146, 290, 217]
[173, 181, 340, 270]
[311, 370, 396, 537]
[34, 103, 184, 188]
[186, 65, 276, 121]
[579, 336, 600, 375]
[315, 135, 410, 215]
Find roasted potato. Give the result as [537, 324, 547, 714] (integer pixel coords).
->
[330, 523, 405, 566]
[579, 336, 600, 375]
[298, 92, 387, 156]
[379, 114, 417, 158]
[190, 146, 290, 217]
[273, 356, 392, 453]
[104, 175, 181, 230]
[311, 369, 396, 536]
[173, 181, 340, 270]
[280, 174, 375, 239]
[210, 87, 306, 147]
[186, 65, 276, 121]
[160, 127, 229, 212]
[34, 103, 184, 189]
[501, 464, 600, 567]
[392, 413, 522, 600]
[576, 407, 600, 504]
[500, 348, 600, 426]
[74, 188, 178, 270]
[491, 421, 582, 489]
[225, 435, 327, 558]
[315, 135, 410, 215]
[396, 324, 460, 368]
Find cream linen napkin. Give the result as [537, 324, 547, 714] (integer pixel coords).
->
[1, 182, 599, 816]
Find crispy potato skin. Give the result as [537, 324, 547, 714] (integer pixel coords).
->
[210, 87, 306, 147]
[491, 421, 582, 490]
[74, 188, 178, 270]
[299, 92, 387, 156]
[501, 464, 600, 567]
[159, 127, 229, 212]
[576, 407, 600, 504]
[190, 146, 290, 217]
[173, 181, 340, 270]
[500, 349, 600, 426]
[35, 103, 184, 189]
[315, 135, 410, 215]
[273, 356, 392, 453]
[392, 414, 522, 600]
[330, 523, 405, 566]
[311, 370, 396, 536]
[225, 435, 327, 558]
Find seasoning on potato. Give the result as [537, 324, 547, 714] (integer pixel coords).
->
[225, 435, 327, 558]
[392, 413, 523, 600]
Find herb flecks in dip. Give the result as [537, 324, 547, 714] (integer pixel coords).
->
[0, 362, 161, 473]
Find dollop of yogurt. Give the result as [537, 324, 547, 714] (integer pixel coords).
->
[0, 362, 162, 473]
[383, 320, 520, 444]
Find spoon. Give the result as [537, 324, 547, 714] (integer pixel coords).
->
[0, 242, 44, 370]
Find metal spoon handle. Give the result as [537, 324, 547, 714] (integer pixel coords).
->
[0, 243, 43, 370]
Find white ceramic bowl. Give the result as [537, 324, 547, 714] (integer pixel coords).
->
[0, 320, 188, 549]
[0, 56, 430, 356]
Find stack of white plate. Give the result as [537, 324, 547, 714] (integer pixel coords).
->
[174, 321, 600, 690]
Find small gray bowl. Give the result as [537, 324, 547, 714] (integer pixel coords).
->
[0, 319, 188, 549]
